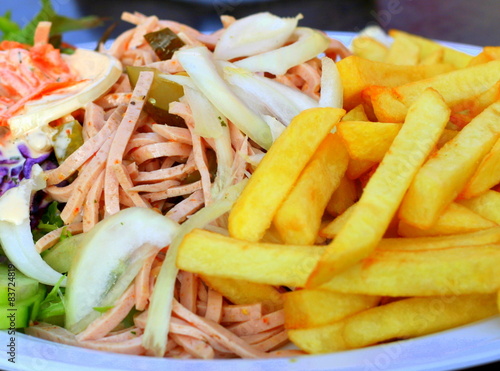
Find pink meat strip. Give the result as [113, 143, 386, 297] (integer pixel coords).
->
[165, 189, 204, 223]
[143, 180, 202, 202]
[76, 284, 137, 341]
[128, 142, 191, 165]
[82, 170, 105, 232]
[35, 222, 83, 253]
[170, 333, 215, 359]
[46, 105, 125, 185]
[104, 71, 154, 216]
[135, 251, 158, 311]
[178, 271, 198, 314]
[26, 324, 146, 355]
[60, 135, 114, 224]
[205, 288, 224, 323]
[129, 179, 180, 193]
[151, 124, 193, 145]
[82, 102, 105, 140]
[112, 163, 151, 208]
[170, 102, 212, 204]
[240, 327, 283, 345]
[252, 330, 289, 352]
[171, 299, 269, 359]
[125, 132, 168, 154]
[44, 182, 75, 203]
[228, 310, 285, 336]
[94, 92, 132, 109]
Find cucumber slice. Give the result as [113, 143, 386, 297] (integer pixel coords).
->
[0, 264, 40, 305]
[0, 284, 46, 329]
[42, 233, 86, 273]
[65, 207, 179, 334]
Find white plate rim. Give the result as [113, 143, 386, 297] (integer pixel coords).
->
[0, 31, 495, 371]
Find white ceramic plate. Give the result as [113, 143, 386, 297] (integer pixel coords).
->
[2, 32, 498, 371]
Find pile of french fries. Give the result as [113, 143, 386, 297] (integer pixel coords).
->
[176, 30, 500, 354]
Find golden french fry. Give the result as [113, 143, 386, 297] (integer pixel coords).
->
[458, 190, 500, 225]
[370, 61, 500, 122]
[345, 158, 376, 179]
[177, 229, 500, 296]
[338, 121, 401, 161]
[378, 227, 500, 250]
[326, 176, 359, 217]
[461, 138, 500, 198]
[399, 101, 500, 229]
[351, 36, 389, 62]
[420, 48, 444, 65]
[228, 107, 345, 242]
[468, 46, 500, 66]
[398, 202, 496, 237]
[177, 228, 323, 288]
[320, 203, 355, 239]
[200, 275, 283, 313]
[388, 29, 474, 68]
[337, 55, 455, 110]
[288, 294, 497, 354]
[342, 104, 368, 121]
[450, 81, 500, 129]
[283, 289, 380, 329]
[385, 34, 420, 65]
[306, 88, 450, 288]
[338, 121, 458, 162]
[273, 134, 349, 245]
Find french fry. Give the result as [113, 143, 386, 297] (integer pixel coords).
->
[399, 101, 500, 229]
[177, 228, 323, 288]
[338, 121, 458, 162]
[320, 204, 355, 239]
[420, 48, 444, 65]
[338, 121, 401, 161]
[288, 294, 497, 354]
[283, 289, 380, 329]
[177, 229, 500, 296]
[336, 55, 455, 110]
[388, 29, 474, 68]
[273, 134, 349, 245]
[325, 176, 359, 217]
[345, 158, 375, 180]
[449, 81, 500, 129]
[200, 275, 283, 313]
[398, 202, 496, 237]
[351, 36, 389, 62]
[468, 46, 500, 66]
[306, 88, 450, 288]
[384, 34, 420, 65]
[458, 190, 500, 225]
[342, 104, 368, 121]
[370, 61, 500, 122]
[378, 227, 500, 250]
[228, 107, 345, 242]
[460, 138, 500, 198]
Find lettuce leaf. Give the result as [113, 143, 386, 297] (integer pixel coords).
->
[0, 0, 103, 45]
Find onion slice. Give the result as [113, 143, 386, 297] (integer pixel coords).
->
[0, 165, 67, 286]
[234, 27, 330, 75]
[319, 56, 343, 108]
[142, 180, 247, 357]
[65, 207, 179, 334]
[176, 46, 273, 149]
[214, 12, 302, 60]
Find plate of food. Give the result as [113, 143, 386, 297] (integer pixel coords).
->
[1, 1, 500, 370]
